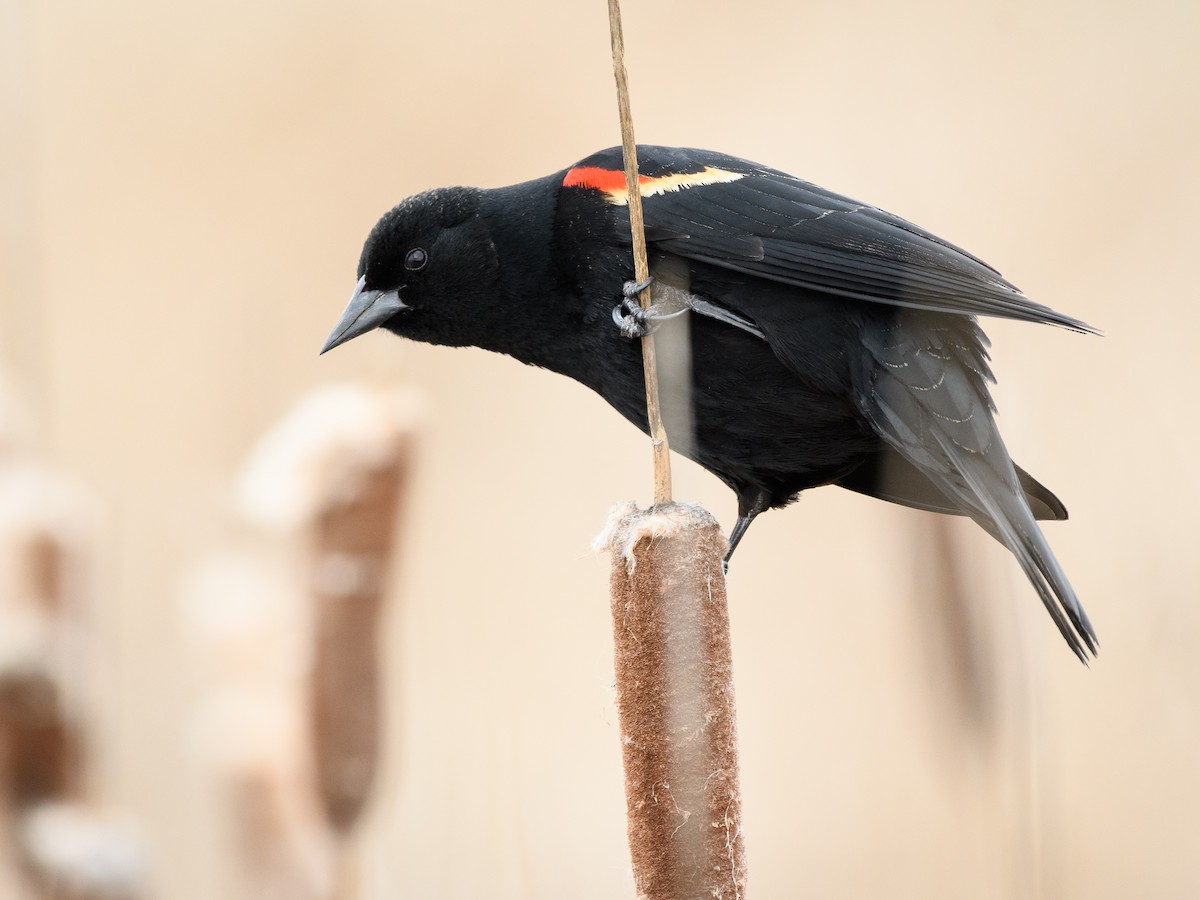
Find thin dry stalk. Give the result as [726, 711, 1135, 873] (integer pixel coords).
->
[604, 503, 746, 899]
[607, 0, 672, 506]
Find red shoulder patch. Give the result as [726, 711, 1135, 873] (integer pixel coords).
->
[562, 166, 645, 194]
[563, 165, 745, 206]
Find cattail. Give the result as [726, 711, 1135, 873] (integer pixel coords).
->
[0, 667, 79, 813]
[0, 520, 85, 815]
[236, 384, 419, 896]
[602, 502, 747, 899]
[307, 440, 411, 836]
[0, 464, 87, 816]
[0, 459, 146, 899]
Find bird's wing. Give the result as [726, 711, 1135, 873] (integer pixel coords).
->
[564, 146, 1095, 332]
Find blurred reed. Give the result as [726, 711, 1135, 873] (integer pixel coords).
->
[0, 406, 147, 899]
[211, 384, 420, 900]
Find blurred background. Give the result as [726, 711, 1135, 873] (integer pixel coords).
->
[1, 0, 1198, 897]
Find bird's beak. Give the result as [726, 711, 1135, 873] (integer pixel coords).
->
[319, 276, 408, 354]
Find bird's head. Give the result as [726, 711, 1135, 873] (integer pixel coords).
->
[321, 186, 498, 354]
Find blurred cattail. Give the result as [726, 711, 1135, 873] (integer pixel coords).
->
[0, 666, 81, 815]
[0, 461, 86, 808]
[306, 439, 411, 836]
[0, 451, 147, 899]
[235, 384, 420, 896]
[601, 502, 747, 900]
[0, 517, 86, 816]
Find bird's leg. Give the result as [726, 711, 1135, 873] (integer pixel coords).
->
[723, 490, 770, 573]
[611, 276, 687, 338]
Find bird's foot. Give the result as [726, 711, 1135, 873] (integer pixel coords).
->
[611, 277, 686, 338]
[624, 276, 654, 302]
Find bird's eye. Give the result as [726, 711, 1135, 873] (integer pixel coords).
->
[404, 248, 428, 272]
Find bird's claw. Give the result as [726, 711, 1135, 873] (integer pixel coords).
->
[611, 277, 686, 339]
[623, 277, 654, 301]
[612, 296, 656, 338]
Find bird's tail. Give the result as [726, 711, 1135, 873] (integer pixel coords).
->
[926, 430, 1097, 662]
[857, 313, 1096, 661]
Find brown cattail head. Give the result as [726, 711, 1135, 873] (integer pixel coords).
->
[0, 466, 89, 817]
[602, 502, 747, 900]
[308, 438, 412, 835]
[0, 668, 80, 811]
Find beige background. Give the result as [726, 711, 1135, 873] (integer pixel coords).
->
[3, 0, 1198, 897]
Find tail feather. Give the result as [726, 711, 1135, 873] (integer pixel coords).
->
[929, 431, 1097, 661]
[857, 311, 1095, 661]
[836, 447, 1069, 521]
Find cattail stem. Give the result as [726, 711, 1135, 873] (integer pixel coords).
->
[603, 503, 747, 899]
[607, 0, 672, 506]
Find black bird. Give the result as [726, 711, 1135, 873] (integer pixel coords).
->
[321, 146, 1097, 661]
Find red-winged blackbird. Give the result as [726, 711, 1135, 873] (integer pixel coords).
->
[322, 145, 1097, 661]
